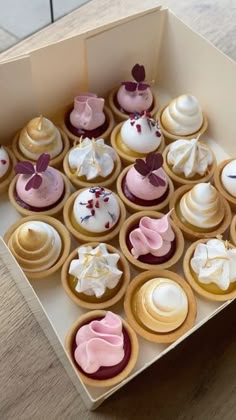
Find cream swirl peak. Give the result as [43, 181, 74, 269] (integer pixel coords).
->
[7, 221, 62, 272]
[0, 145, 10, 178]
[162, 94, 203, 136]
[191, 238, 236, 290]
[74, 311, 124, 374]
[73, 187, 120, 233]
[179, 183, 224, 229]
[68, 138, 117, 180]
[69, 243, 122, 297]
[120, 112, 162, 154]
[134, 278, 188, 333]
[19, 116, 63, 160]
[129, 213, 175, 259]
[167, 137, 213, 178]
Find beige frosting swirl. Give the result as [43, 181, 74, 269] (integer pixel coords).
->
[162, 95, 203, 136]
[179, 183, 224, 229]
[7, 221, 62, 272]
[19, 116, 63, 160]
[134, 278, 188, 333]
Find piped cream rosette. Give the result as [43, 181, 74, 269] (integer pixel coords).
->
[134, 278, 188, 333]
[8, 221, 62, 272]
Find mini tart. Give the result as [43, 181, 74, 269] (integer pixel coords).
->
[169, 184, 232, 241]
[8, 171, 71, 217]
[0, 146, 17, 194]
[63, 148, 121, 189]
[59, 103, 114, 143]
[4, 215, 71, 280]
[124, 269, 197, 343]
[108, 86, 158, 122]
[230, 215, 236, 246]
[65, 310, 139, 387]
[183, 238, 236, 301]
[157, 105, 208, 145]
[61, 242, 130, 309]
[12, 127, 70, 169]
[119, 210, 184, 271]
[116, 165, 174, 213]
[63, 189, 126, 242]
[163, 144, 216, 188]
[214, 158, 236, 212]
[111, 121, 165, 166]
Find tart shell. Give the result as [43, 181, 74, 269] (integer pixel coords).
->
[230, 215, 236, 246]
[124, 269, 197, 343]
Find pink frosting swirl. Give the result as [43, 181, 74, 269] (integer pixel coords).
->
[74, 312, 124, 374]
[129, 213, 175, 259]
[70, 92, 106, 131]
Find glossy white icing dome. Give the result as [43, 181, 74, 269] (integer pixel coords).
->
[221, 160, 236, 198]
[167, 138, 213, 178]
[0, 146, 10, 178]
[120, 114, 161, 154]
[69, 243, 122, 297]
[191, 239, 236, 291]
[73, 187, 120, 233]
[68, 138, 117, 180]
[162, 95, 203, 136]
[179, 183, 224, 229]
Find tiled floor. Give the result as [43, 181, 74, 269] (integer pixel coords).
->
[0, 0, 89, 52]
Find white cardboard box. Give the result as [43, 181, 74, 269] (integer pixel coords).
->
[0, 5, 236, 410]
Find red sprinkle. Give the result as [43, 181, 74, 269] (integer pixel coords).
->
[95, 200, 99, 208]
[86, 203, 93, 209]
[91, 209, 95, 216]
[105, 222, 110, 229]
[88, 199, 93, 204]
[155, 131, 161, 137]
[95, 191, 101, 198]
[136, 124, 141, 133]
[130, 121, 135, 126]
[1, 159, 7, 165]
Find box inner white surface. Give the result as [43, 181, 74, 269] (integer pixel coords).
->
[0, 6, 235, 406]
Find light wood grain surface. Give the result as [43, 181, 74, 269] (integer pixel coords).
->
[1, 0, 236, 419]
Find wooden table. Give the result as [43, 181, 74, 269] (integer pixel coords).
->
[1, 1, 236, 419]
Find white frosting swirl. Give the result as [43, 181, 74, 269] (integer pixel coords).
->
[179, 183, 224, 229]
[68, 138, 117, 180]
[135, 278, 188, 333]
[162, 95, 203, 136]
[120, 114, 161, 153]
[191, 239, 236, 290]
[19, 116, 63, 160]
[69, 243, 122, 297]
[167, 138, 213, 178]
[0, 146, 10, 178]
[221, 160, 236, 198]
[8, 221, 62, 272]
[73, 187, 120, 233]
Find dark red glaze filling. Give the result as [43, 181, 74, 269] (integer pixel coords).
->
[72, 317, 131, 381]
[122, 174, 169, 207]
[65, 108, 109, 139]
[126, 223, 176, 264]
[114, 93, 154, 115]
[14, 188, 65, 212]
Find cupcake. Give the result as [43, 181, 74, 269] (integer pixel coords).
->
[0, 145, 16, 194]
[111, 111, 165, 165]
[184, 238, 236, 301]
[124, 269, 197, 343]
[61, 242, 130, 309]
[9, 153, 71, 217]
[163, 136, 216, 187]
[64, 186, 126, 242]
[63, 137, 121, 188]
[108, 64, 158, 122]
[12, 115, 70, 168]
[230, 215, 236, 246]
[65, 310, 139, 387]
[119, 210, 184, 271]
[60, 93, 114, 143]
[117, 152, 174, 212]
[214, 158, 236, 212]
[157, 94, 208, 144]
[4, 215, 71, 280]
[170, 182, 232, 241]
